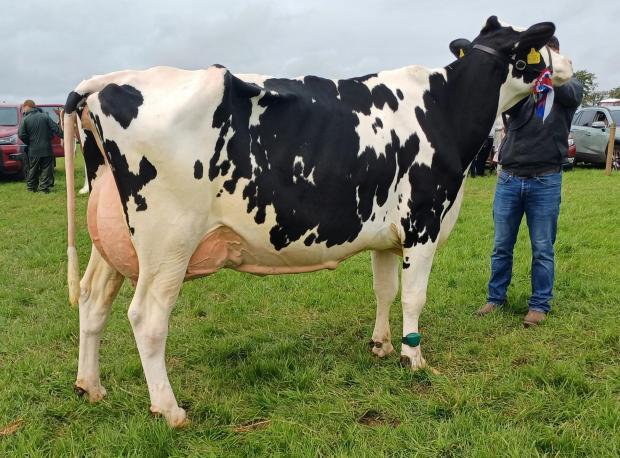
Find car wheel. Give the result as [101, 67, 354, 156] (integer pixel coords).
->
[613, 145, 620, 171]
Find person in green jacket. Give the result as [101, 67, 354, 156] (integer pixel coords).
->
[17, 100, 63, 193]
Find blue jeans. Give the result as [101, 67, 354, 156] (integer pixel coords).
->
[487, 170, 562, 313]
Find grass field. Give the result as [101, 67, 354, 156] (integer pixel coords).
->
[1, 159, 619, 457]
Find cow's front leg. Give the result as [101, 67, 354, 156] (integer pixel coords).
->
[127, 263, 188, 428]
[369, 250, 399, 357]
[400, 242, 438, 370]
[75, 245, 124, 402]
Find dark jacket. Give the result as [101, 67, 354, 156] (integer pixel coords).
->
[17, 107, 63, 158]
[500, 78, 583, 174]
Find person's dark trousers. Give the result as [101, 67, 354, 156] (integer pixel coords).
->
[51, 157, 56, 187]
[26, 156, 54, 192]
[473, 149, 488, 177]
[487, 170, 562, 313]
[22, 152, 30, 182]
[470, 140, 491, 177]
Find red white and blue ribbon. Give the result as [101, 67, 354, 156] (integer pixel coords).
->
[533, 69, 554, 122]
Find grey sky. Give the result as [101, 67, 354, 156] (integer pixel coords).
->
[2, 0, 618, 104]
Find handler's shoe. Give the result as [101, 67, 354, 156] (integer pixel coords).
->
[476, 303, 499, 316]
[523, 310, 546, 328]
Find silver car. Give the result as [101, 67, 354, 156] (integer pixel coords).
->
[571, 106, 620, 165]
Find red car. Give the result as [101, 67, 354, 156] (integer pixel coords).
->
[564, 132, 576, 170]
[0, 103, 64, 177]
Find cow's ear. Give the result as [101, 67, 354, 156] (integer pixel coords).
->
[515, 22, 556, 52]
[480, 15, 502, 34]
[449, 39, 472, 59]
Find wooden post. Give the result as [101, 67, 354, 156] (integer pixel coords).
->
[605, 123, 616, 176]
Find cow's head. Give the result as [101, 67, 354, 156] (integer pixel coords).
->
[450, 16, 573, 114]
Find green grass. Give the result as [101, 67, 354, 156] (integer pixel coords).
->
[1, 159, 619, 457]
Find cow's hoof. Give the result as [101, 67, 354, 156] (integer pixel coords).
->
[87, 386, 107, 402]
[74, 382, 107, 403]
[399, 346, 426, 371]
[151, 406, 189, 428]
[74, 385, 87, 397]
[370, 340, 394, 358]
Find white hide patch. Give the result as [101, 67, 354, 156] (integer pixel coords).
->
[251, 93, 268, 127]
[349, 66, 447, 170]
[292, 155, 316, 185]
[216, 115, 236, 177]
[236, 73, 270, 86]
[497, 18, 525, 32]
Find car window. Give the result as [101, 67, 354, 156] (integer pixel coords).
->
[593, 111, 609, 126]
[611, 111, 620, 125]
[0, 107, 18, 126]
[572, 112, 581, 125]
[39, 106, 61, 123]
[576, 110, 596, 127]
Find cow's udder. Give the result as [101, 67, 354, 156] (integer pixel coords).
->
[87, 169, 341, 282]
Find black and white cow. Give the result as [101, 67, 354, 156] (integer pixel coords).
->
[63, 17, 572, 426]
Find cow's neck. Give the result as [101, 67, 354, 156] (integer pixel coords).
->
[422, 56, 508, 170]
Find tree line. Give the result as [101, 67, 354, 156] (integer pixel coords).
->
[573, 70, 619, 106]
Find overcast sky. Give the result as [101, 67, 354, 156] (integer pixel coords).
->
[2, 0, 618, 104]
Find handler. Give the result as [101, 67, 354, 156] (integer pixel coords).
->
[477, 36, 583, 327]
[17, 100, 63, 193]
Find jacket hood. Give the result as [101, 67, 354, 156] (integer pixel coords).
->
[24, 107, 43, 116]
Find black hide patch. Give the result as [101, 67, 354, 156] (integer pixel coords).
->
[194, 160, 204, 179]
[65, 91, 89, 114]
[99, 84, 144, 129]
[209, 70, 416, 250]
[511, 59, 546, 84]
[82, 112, 156, 232]
[82, 130, 105, 191]
[402, 74, 464, 247]
[403, 58, 502, 248]
[92, 113, 104, 140]
[371, 84, 399, 111]
[100, 137, 157, 228]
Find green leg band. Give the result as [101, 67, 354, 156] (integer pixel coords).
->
[402, 332, 421, 347]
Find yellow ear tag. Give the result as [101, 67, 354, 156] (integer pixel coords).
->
[527, 48, 541, 65]
[459, 49, 465, 58]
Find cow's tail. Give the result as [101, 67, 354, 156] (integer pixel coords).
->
[64, 86, 97, 305]
[64, 101, 80, 305]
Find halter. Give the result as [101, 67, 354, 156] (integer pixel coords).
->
[472, 44, 554, 75]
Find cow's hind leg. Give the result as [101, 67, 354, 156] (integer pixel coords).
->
[369, 250, 399, 357]
[399, 242, 438, 370]
[127, 257, 189, 427]
[75, 245, 124, 401]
